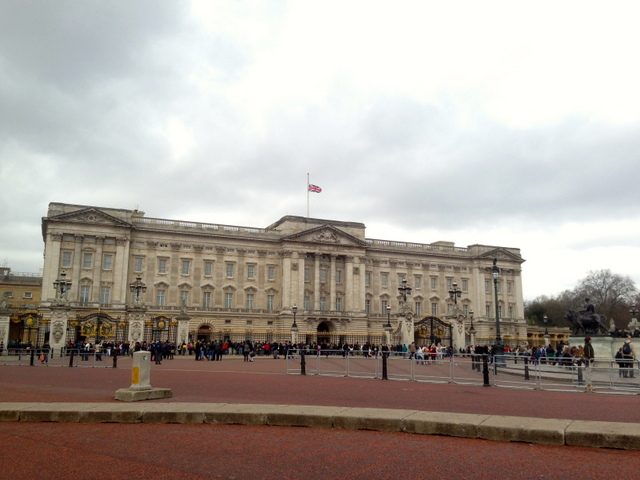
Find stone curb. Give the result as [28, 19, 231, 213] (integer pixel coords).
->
[1, 402, 639, 450]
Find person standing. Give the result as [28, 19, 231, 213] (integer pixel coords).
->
[583, 336, 595, 367]
[622, 336, 635, 378]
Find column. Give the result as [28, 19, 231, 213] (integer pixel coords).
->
[92, 237, 104, 303]
[358, 257, 366, 312]
[71, 235, 83, 300]
[345, 256, 354, 313]
[114, 237, 130, 305]
[282, 251, 292, 309]
[313, 253, 320, 311]
[42, 233, 63, 302]
[330, 255, 336, 312]
[297, 254, 305, 309]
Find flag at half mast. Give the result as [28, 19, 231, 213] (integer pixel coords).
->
[308, 184, 322, 193]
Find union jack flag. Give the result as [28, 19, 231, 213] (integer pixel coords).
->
[308, 184, 322, 193]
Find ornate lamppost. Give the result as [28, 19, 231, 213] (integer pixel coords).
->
[398, 278, 412, 305]
[290, 304, 298, 344]
[53, 271, 72, 302]
[468, 310, 476, 345]
[386, 304, 392, 328]
[492, 258, 504, 361]
[448, 282, 462, 306]
[129, 276, 147, 306]
[543, 314, 550, 345]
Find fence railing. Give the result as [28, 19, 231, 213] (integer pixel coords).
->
[286, 350, 640, 394]
[0, 348, 121, 368]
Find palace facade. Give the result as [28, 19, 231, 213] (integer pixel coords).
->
[33, 202, 527, 352]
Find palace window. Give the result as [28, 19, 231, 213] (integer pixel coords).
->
[431, 302, 438, 316]
[61, 251, 73, 268]
[336, 269, 343, 284]
[181, 259, 191, 276]
[246, 263, 256, 280]
[319, 296, 326, 311]
[134, 256, 144, 273]
[335, 296, 343, 312]
[246, 292, 254, 309]
[267, 265, 276, 281]
[381, 272, 389, 288]
[102, 253, 113, 271]
[79, 285, 90, 305]
[365, 272, 371, 288]
[461, 278, 469, 293]
[158, 258, 168, 274]
[202, 291, 212, 309]
[156, 289, 166, 306]
[267, 294, 275, 312]
[381, 299, 388, 314]
[303, 295, 310, 311]
[225, 263, 235, 279]
[82, 252, 93, 269]
[204, 261, 213, 277]
[365, 299, 371, 314]
[414, 275, 422, 290]
[99, 286, 111, 305]
[224, 292, 234, 308]
[446, 277, 453, 290]
[430, 276, 438, 290]
[415, 301, 422, 316]
[319, 268, 327, 284]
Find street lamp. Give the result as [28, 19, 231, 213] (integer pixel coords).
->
[291, 304, 298, 329]
[129, 276, 147, 305]
[543, 314, 549, 336]
[398, 278, 412, 304]
[448, 282, 462, 305]
[386, 304, 391, 328]
[468, 310, 475, 335]
[491, 258, 503, 356]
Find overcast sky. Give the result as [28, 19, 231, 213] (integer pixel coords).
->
[1, 0, 639, 301]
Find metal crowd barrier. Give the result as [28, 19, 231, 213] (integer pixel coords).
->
[286, 351, 640, 394]
[0, 348, 120, 368]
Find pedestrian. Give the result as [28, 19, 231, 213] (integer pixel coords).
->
[622, 336, 635, 378]
[583, 336, 595, 367]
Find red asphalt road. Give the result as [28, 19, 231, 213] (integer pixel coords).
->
[2, 356, 640, 479]
[1, 356, 640, 423]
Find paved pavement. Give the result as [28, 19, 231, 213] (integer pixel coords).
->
[2, 355, 640, 479]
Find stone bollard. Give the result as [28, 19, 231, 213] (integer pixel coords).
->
[524, 357, 530, 381]
[115, 351, 172, 401]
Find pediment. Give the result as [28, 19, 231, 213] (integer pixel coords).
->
[282, 225, 366, 247]
[49, 207, 132, 228]
[477, 248, 523, 263]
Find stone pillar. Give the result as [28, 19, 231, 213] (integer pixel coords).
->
[71, 235, 83, 300]
[114, 237, 130, 305]
[345, 256, 354, 313]
[358, 257, 366, 313]
[127, 310, 146, 344]
[0, 310, 9, 355]
[42, 233, 63, 301]
[297, 254, 305, 309]
[92, 237, 104, 303]
[282, 251, 292, 309]
[48, 308, 70, 356]
[314, 253, 320, 311]
[329, 255, 336, 312]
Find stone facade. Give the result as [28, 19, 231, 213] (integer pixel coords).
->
[38, 202, 527, 349]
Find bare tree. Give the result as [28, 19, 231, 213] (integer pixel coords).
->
[573, 269, 637, 327]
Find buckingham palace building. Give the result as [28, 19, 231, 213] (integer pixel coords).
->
[36, 202, 527, 352]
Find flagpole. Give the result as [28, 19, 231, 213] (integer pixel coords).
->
[307, 172, 310, 218]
